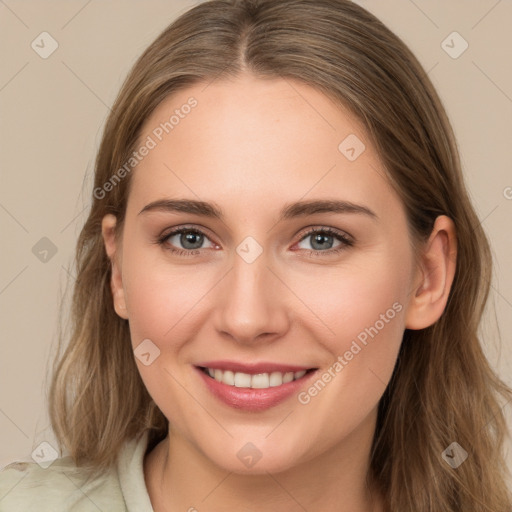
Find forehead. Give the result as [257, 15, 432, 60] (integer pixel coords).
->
[128, 75, 402, 220]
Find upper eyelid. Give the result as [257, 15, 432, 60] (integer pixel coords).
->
[162, 225, 216, 239]
[300, 226, 352, 239]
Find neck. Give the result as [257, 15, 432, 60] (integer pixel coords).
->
[144, 408, 384, 512]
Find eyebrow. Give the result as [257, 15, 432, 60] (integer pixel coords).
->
[138, 198, 378, 222]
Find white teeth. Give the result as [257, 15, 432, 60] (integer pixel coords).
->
[222, 370, 235, 386]
[234, 372, 252, 388]
[283, 372, 294, 383]
[269, 372, 283, 387]
[251, 373, 269, 389]
[204, 368, 311, 389]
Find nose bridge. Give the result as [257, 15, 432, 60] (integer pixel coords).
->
[213, 242, 288, 343]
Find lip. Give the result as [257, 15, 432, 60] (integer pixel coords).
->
[196, 360, 314, 374]
[194, 363, 318, 412]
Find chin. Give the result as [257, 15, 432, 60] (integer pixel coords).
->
[196, 433, 312, 476]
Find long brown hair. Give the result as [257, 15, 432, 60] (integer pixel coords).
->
[48, 1, 512, 509]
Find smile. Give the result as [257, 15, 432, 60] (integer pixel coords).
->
[199, 367, 315, 389]
[194, 363, 319, 411]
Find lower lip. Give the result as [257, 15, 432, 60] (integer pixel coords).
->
[195, 367, 317, 411]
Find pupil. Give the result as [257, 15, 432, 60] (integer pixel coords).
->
[311, 233, 333, 250]
[181, 232, 203, 249]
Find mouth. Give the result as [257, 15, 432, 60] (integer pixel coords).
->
[194, 362, 319, 411]
[197, 366, 317, 389]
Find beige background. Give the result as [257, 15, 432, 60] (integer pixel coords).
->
[1, 0, 511, 487]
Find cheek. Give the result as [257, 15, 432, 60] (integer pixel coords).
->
[289, 254, 408, 416]
[121, 244, 215, 344]
[119, 247, 210, 421]
[290, 253, 409, 354]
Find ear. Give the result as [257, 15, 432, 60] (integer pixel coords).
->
[101, 214, 129, 320]
[405, 215, 457, 330]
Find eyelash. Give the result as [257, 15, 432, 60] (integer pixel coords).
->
[155, 226, 354, 258]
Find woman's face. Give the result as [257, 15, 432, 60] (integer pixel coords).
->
[105, 74, 420, 473]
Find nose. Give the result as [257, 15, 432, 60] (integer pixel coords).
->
[213, 249, 290, 345]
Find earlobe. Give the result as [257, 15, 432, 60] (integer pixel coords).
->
[405, 215, 457, 330]
[113, 289, 128, 318]
[101, 214, 129, 320]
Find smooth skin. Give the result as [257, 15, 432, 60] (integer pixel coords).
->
[102, 74, 456, 512]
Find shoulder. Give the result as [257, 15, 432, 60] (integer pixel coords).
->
[0, 455, 125, 511]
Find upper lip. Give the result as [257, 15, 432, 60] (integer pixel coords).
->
[196, 360, 317, 375]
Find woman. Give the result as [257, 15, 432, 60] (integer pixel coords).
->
[1, 0, 510, 510]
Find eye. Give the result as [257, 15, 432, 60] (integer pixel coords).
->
[295, 227, 353, 255]
[157, 227, 217, 255]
